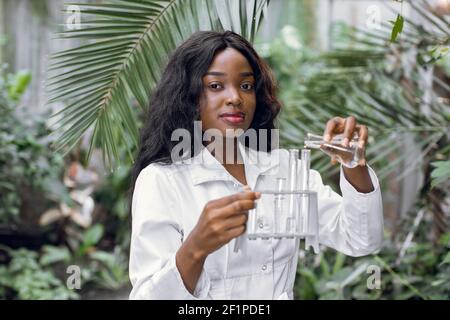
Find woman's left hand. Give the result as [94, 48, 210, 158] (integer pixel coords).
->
[323, 115, 368, 166]
[323, 115, 375, 193]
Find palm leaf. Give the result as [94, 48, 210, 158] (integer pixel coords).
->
[277, 0, 450, 185]
[47, 0, 270, 168]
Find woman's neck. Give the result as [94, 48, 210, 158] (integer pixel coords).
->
[204, 137, 243, 166]
[203, 138, 248, 185]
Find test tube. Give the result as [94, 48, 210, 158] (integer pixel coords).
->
[287, 149, 299, 236]
[247, 206, 257, 240]
[274, 177, 285, 237]
[299, 148, 311, 235]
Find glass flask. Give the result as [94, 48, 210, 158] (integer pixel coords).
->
[303, 133, 365, 168]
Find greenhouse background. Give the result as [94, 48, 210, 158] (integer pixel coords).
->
[0, 0, 449, 299]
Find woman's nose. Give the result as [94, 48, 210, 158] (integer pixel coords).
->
[225, 87, 243, 106]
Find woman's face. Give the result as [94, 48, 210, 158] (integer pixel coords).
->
[199, 48, 256, 138]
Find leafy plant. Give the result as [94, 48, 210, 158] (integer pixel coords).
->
[0, 68, 70, 224]
[61, 223, 129, 292]
[258, 0, 450, 300]
[88, 247, 129, 290]
[0, 246, 79, 300]
[0, 224, 129, 299]
[263, 1, 449, 239]
[430, 160, 450, 188]
[390, 13, 404, 42]
[6, 71, 31, 102]
[40, 245, 71, 266]
[390, 0, 405, 43]
[94, 160, 133, 251]
[77, 224, 105, 256]
[295, 231, 450, 300]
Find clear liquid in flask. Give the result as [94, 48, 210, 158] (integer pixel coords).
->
[304, 133, 365, 168]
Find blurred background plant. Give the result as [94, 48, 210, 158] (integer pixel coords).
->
[0, 0, 448, 299]
[257, 0, 449, 299]
[0, 68, 67, 227]
[0, 67, 131, 299]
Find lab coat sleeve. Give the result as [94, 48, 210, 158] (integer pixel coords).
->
[129, 164, 211, 299]
[310, 165, 384, 257]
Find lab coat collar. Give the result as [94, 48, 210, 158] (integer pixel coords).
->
[188, 139, 280, 189]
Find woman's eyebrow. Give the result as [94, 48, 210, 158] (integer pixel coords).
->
[204, 71, 254, 77]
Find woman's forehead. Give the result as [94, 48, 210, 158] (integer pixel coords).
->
[206, 48, 254, 74]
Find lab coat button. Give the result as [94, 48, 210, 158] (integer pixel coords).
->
[259, 223, 264, 229]
[261, 264, 267, 271]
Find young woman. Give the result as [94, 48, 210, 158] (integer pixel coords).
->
[129, 31, 383, 300]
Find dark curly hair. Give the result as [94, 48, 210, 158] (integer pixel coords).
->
[131, 30, 282, 189]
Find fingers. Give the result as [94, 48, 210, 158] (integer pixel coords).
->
[323, 116, 366, 147]
[206, 189, 261, 210]
[323, 117, 344, 142]
[224, 213, 248, 230]
[330, 155, 337, 165]
[323, 116, 370, 166]
[226, 225, 246, 240]
[357, 124, 368, 149]
[342, 116, 356, 147]
[221, 199, 257, 217]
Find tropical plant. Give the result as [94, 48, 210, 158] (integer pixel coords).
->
[46, 223, 130, 291]
[259, 0, 449, 300]
[0, 221, 130, 299]
[430, 160, 450, 188]
[47, 0, 270, 168]
[0, 246, 79, 300]
[268, 0, 449, 239]
[295, 230, 450, 300]
[0, 68, 70, 225]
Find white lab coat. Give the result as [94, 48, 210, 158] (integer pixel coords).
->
[129, 141, 384, 300]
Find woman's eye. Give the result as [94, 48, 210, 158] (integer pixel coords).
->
[208, 83, 222, 90]
[241, 83, 254, 90]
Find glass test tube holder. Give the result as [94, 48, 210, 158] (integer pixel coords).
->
[246, 149, 320, 253]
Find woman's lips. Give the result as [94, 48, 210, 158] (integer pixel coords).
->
[219, 112, 245, 125]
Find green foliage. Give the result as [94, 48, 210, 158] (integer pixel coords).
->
[92, 141, 135, 252]
[262, 0, 449, 300]
[87, 248, 129, 290]
[390, 14, 404, 43]
[7, 71, 31, 102]
[0, 66, 130, 298]
[261, 1, 450, 187]
[0, 239, 129, 299]
[441, 251, 450, 266]
[40, 245, 71, 266]
[79, 224, 104, 256]
[63, 223, 129, 291]
[295, 231, 450, 300]
[430, 161, 450, 188]
[0, 247, 79, 300]
[0, 68, 70, 223]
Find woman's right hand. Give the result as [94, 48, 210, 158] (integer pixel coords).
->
[175, 187, 260, 294]
[188, 188, 261, 258]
